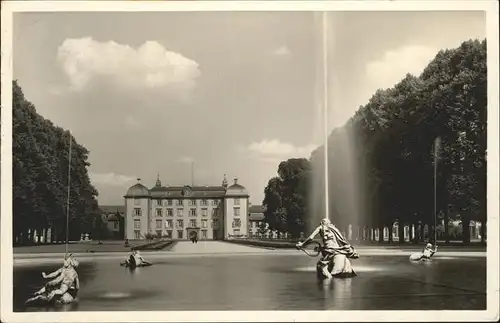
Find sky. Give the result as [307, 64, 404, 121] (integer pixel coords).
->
[13, 11, 485, 205]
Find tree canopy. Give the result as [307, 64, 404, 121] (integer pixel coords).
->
[262, 39, 487, 244]
[13, 80, 100, 245]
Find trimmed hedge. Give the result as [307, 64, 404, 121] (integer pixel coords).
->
[225, 239, 297, 249]
[131, 240, 177, 251]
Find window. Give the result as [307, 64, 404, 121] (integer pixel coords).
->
[134, 230, 141, 239]
[234, 198, 240, 205]
[190, 219, 197, 227]
[156, 209, 162, 217]
[113, 222, 118, 229]
[233, 219, 241, 228]
[134, 208, 142, 216]
[166, 209, 173, 217]
[177, 209, 184, 217]
[134, 219, 141, 230]
[176, 199, 183, 206]
[167, 199, 173, 206]
[201, 208, 208, 217]
[212, 200, 219, 206]
[213, 219, 219, 228]
[189, 199, 197, 206]
[201, 199, 208, 206]
[156, 219, 162, 229]
[202, 220, 208, 228]
[166, 220, 173, 228]
[156, 199, 162, 206]
[134, 198, 140, 206]
[233, 208, 240, 217]
[166, 230, 172, 239]
[177, 230, 184, 239]
[190, 208, 197, 217]
[202, 230, 207, 239]
[156, 230, 162, 237]
[177, 220, 184, 228]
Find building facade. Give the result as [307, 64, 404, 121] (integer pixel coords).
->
[248, 204, 266, 238]
[99, 205, 125, 239]
[124, 175, 249, 241]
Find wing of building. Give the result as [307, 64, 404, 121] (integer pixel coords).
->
[123, 174, 250, 241]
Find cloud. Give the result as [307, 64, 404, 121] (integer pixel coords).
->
[56, 37, 201, 97]
[177, 156, 194, 164]
[244, 139, 316, 162]
[90, 172, 136, 187]
[362, 45, 437, 103]
[270, 45, 291, 57]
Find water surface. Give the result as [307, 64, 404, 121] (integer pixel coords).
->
[14, 254, 486, 311]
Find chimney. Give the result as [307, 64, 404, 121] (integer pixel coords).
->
[234, 177, 238, 185]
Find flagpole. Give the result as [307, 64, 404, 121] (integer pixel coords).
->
[191, 161, 194, 186]
[65, 133, 72, 255]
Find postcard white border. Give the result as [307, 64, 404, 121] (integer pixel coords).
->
[1, 1, 499, 322]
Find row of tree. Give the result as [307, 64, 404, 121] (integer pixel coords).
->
[262, 39, 487, 244]
[13, 81, 101, 245]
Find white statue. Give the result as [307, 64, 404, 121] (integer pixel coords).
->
[297, 218, 359, 279]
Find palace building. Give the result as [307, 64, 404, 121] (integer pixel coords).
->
[124, 175, 249, 241]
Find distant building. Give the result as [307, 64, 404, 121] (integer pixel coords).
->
[99, 205, 125, 239]
[248, 205, 267, 238]
[124, 175, 249, 241]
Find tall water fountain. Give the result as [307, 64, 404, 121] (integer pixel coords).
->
[308, 12, 367, 240]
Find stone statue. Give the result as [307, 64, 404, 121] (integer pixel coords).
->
[25, 254, 80, 305]
[409, 242, 438, 261]
[297, 218, 359, 279]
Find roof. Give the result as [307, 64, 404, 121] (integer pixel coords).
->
[249, 205, 265, 213]
[248, 204, 265, 221]
[107, 213, 122, 221]
[125, 183, 150, 198]
[249, 213, 265, 221]
[225, 179, 249, 197]
[149, 185, 227, 198]
[100, 205, 125, 214]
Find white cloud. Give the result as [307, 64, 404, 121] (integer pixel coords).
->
[270, 45, 291, 57]
[90, 172, 136, 187]
[361, 45, 437, 105]
[56, 37, 201, 96]
[177, 156, 194, 164]
[245, 139, 316, 162]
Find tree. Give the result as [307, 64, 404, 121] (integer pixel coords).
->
[262, 158, 312, 238]
[12, 80, 100, 245]
[303, 39, 486, 245]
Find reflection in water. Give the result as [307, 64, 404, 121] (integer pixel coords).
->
[295, 264, 392, 273]
[14, 255, 486, 311]
[98, 292, 132, 299]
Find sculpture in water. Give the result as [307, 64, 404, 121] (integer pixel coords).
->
[25, 253, 80, 305]
[409, 243, 438, 261]
[297, 218, 359, 279]
[121, 250, 153, 268]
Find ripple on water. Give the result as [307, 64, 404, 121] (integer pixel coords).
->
[295, 265, 389, 273]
